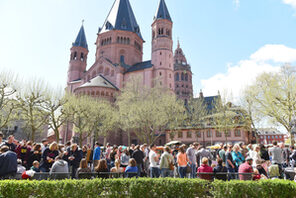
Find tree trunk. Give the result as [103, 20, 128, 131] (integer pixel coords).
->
[54, 129, 60, 143]
[79, 133, 83, 148]
[127, 130, 131, 147]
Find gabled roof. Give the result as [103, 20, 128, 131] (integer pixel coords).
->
[125, 60, 153, 73]
[154, 0, 172, 22]
[99, 0, 143, 40]
[72, 25, 88, 49]
[78, 75, 119, 90]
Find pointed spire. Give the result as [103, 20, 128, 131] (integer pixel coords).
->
[99, 0, 143, 40]
[177, 39, 180, 49]
[73, 23, 88, 49]
[154, 0, 172, 22]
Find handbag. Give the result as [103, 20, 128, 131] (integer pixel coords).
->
[167, 155, 174, 171]
[186, 163, 192, 173]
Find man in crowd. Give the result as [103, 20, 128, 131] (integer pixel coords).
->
[186, 142, 199, 178]
[4, 135, 16, 152]
[226, 144, 236, 180]
[65, 143, 82, 178]
[93, 142, 101, 169]
[269, 141, 284, 177]
[219, 145, 227, 164]
[238, 157, 253, 180]
[196, 146, 213, 167]
[149, 144, 160, 178]
[0, 146, 17, 179]
[132, 145, 145, 176]
[41, 139, 48, 153]
[280, 143, 290, 168]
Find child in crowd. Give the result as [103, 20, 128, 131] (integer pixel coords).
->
[31, 161, 40, 172]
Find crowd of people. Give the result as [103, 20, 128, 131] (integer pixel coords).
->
[0, 131, 295, 181]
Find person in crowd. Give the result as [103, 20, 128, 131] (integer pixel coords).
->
[82, 145, 88, 158]
[129, 144, 135, 156]
[255, 159, 267, 177]
[280, 143, 290, 168]
[197, 157, 213, 180]
[232, 144, 245, 168]
[132, 145, 144, 176]
[238, 157, 253, 181]
[93, 142, 101, 168]
[17, 159, 26, 174]
[268, 141, 284, 178]
[65, 143, 83, 179]
[0, 131, 3, 147]
[95, 159, 109, 179]
[259, 144, 270, 172]
[120, 149, 130, 168]
[31, 161, 40, 172]
[160, 146, 174, 178]
[0, 146, 17, 178]
[86, 144, 93, 166]
[50, 155, 69, 174]
[75, 158, 91, 178]
[26, 141, 33, 150]
[4, 135, 16, 152]
[16, 140, 31, 169]
[239, 143, 248, 158]
[104, 143, 112, 166]
[196, 146, 213, 167]
[218, 145, 227, 164]
[40, 142, 59, 172]
[213, 158, 227, 181]
[253, 168, 261, 180]
[149, 144, 160, 178]
[290, 146, 296, 167]
[110, 146, 118, 168]
[41, 139, 48, 154]
[125, 158, 138, 173]
[249, 145, 261, 167]
[186, 142, 199, 178]
[177, 145, 188, 178]
[110, 159, 124, 173]
[226, 144, 236, 180]
[28, 144, 42, 169]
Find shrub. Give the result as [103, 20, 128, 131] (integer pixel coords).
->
[0, 178, 296, 198]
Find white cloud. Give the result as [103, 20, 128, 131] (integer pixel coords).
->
[201, 44, 296, 101]
[283, 0, 296, 9]
[233, 0, 240, 9]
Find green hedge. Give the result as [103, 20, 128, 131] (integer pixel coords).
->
[0, 178, 295, 198]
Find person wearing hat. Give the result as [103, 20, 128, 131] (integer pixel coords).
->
[238, 156, 253, 180]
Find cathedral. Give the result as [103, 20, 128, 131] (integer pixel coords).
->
[65, 0, 193, 145]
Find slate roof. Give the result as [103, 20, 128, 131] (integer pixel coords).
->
[154, 0, 172, 22]
[72, 25, 88, 49]
[125, 60, 153, 73]
[203, 96, 220, 113]
[78, 74, 119, 90]
[99, 0, 143, 40]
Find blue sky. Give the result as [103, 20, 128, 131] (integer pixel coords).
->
[1, 0, 296, 98]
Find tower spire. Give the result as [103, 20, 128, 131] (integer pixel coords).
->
[73, 24, 88, 50]
[154, 0, 172, 22]
[99, 0, 143, 40]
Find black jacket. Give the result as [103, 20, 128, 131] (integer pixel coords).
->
[132, 149, 144, 165]
[66, 148, 83, 168]
[0, 151, 17, 176]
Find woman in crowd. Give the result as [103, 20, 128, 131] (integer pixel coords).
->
[125, 158, 138, 173]
[120, 149, 130, 169]
[177, 145, 188, 178]
[110, 159, 124, 173]
[249, 145, 261, 167]
[197, 157, 213, 180]
[95, 159, 109, 179]
[40, 142, 59, 172]
[232, 144, 245, 170]
[28, 144, 42, 169]
[75, 158, 91, 178]
[16, 140, 31, 169]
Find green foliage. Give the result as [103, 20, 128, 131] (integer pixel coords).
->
[1, 178, 295, 198]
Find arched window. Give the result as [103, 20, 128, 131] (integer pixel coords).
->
[161, 28, 164, 35]
[181, 73, 184, 81]
[185, 73, 188, 81]
[105, 68, 110, 76]
[159, 72, 162, 76]
[117, 37, 120, 43]
[73, 52, 77, 60]
[80, 53, 84, 61]
[127, 38, 130, 45]
[101, 91, 105, 96]
[91, 91, 95, 96]
[96, 91, 100, 96]
[123, 37, 127, 44]
[98, 66, 103, 73]
[120, 55, 125, 63]
[175, 73, 179, 81]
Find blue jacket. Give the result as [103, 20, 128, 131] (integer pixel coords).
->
[232, 151, 245, 167]
[93, 146, 101, 161]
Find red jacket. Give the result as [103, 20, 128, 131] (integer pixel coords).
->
[238, 162, 253, 180]
[197, 164, 213, 180]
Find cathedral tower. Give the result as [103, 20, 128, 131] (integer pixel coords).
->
[174, 41, 193, 104]
[96, 0, 144, 66]
[67, 24, 88, 84]
[151, 0, 174, 90]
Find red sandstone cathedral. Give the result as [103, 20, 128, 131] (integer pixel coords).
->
[64, 0, 193, 145]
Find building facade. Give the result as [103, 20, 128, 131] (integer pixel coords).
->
[63, 0, 193, 144]
[257, 128, 285, 144]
